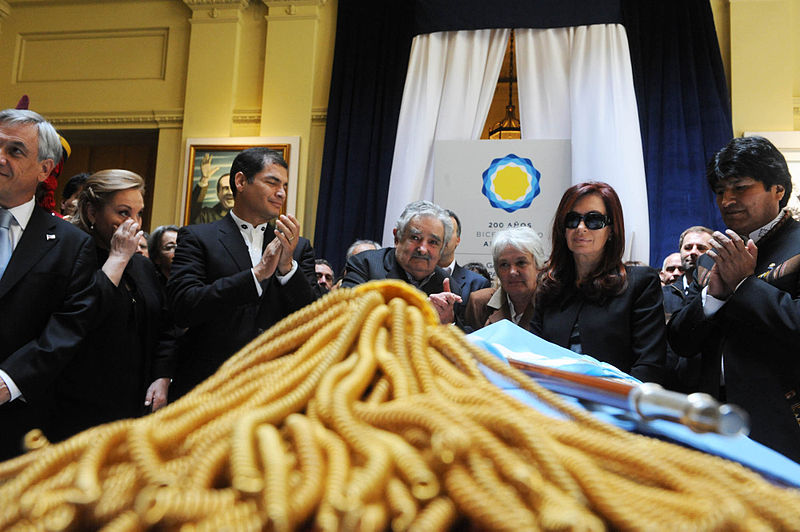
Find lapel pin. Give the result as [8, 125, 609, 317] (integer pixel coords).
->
[46, 234, 56, 240]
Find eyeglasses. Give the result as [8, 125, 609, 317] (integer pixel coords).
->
[564, 211, 611, 230]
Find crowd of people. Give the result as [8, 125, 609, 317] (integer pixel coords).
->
[1, 108, 799, 465]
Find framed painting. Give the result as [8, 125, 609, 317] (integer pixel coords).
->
[181, 136, 300, 226]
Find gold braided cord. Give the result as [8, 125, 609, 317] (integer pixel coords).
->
[1, 279, 799, 531]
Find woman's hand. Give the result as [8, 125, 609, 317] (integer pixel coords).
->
[102, 219, 143, 286]
[145, 377, 170, 412]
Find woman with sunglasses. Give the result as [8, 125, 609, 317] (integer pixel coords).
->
[531, 181, 666, 383]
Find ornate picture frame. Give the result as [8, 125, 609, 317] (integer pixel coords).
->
[181, 137, 300, 226]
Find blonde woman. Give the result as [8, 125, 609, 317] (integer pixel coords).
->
[47, 170, 175, 441]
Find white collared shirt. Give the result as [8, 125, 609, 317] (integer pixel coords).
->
[442, 258, 456, 278]
[0, 197, 36, 402]
[229, 210, 297, 296]
[3, 196, 36, 250]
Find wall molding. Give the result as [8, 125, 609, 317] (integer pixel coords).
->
[311, 106, 327, 123]
[16, 28, 169, 83]
[43, 107, 327, 129]
[232, 108, 261, 124]
[47, 110, 183, 129]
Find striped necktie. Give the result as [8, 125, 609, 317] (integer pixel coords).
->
[0, 208, 13, 279]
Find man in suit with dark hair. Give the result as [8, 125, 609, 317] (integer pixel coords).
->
[168, 147, 316, 398]
[0, 109, 96, 459]
[342, 200, 462, 324]
[669, 136, 800, 462]
[438, 209, 491, 330]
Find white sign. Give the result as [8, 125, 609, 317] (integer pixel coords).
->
[434, 140, 571, 276]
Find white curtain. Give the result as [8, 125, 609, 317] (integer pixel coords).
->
[515, 25, 649, 262]
[382, 29, 510, 245]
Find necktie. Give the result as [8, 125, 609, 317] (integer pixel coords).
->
[0, 208, 13, 279]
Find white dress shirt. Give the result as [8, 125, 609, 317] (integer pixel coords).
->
[229, 211, 297, 297]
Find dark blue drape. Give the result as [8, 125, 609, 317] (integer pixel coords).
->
[313, 0, 413, 274]
[622, 0, 731, 266]
[315, 0, 732, 271]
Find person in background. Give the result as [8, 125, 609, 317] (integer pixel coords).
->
[660, 252, 684, 286]
[148, 224, 179, 285]
[315, 258, 335, 292]
[137, 232, 149, 258]
[463, 261, 492, 283]
[438, 209, 491, 330]
[465, 227, 545, 332]
[48, 169, 176, 441]
[532, 181, 666, 383]
[60, 172, 90, 219]
[346, 239, 380, 260]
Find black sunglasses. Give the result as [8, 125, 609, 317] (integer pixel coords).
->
[564, 211, 611, 230]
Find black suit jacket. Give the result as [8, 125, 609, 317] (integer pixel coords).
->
[661, 272, 703, 393]
[531, 266, 667, 383]
[341, 247, 447, 296]
[668, 217, 800, 462]
[0, 207, 96, 459]
[449, 263, 491, 331]
[48, 252, 177, 440]
[167, 214, 315, 397]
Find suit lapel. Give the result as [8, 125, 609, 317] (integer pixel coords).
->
[549, 295, 583, 347]
[0, 207, 59, 299]
[218, 215, 251, 272]
[384, 249, 405, 281]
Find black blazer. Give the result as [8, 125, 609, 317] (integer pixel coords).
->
[531, 265, 667, 383]
[47, 252, 177, 441]
[450, 262, 492, 331]
[668, 217, 800, 462]
[167, 214, 315, 397]
[341, 247, 447, 296]
[0, 207, 96, 459]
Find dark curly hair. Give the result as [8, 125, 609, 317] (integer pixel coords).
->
[536, 181, 627, 306]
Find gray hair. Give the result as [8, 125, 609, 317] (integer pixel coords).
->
[395, 200, 453, 246]
[0, 108, 63, 163]
[345, 239, 381, 259]
[491, 226, 546, 270]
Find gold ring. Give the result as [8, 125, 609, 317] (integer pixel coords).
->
[287, 236, 294, 241]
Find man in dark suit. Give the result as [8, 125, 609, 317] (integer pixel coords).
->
[438, 209, 491, 330]
[168, 147, 315, 398]
[669, 136, 800, 462]
[342, 200, 462, 323]
[0, 109, 96, 459]
[661, 228, 712, 393]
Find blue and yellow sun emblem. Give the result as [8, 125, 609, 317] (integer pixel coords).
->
[481, 154, 540, 213]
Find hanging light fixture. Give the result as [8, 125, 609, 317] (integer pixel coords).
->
[489, 30, 521, 140]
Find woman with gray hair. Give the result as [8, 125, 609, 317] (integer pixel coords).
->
[465, 226, 545, 332]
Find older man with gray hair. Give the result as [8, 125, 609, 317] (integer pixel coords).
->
[0, 109, 97, 459]
[342, 200, 461, 323]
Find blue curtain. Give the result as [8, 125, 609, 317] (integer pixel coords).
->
[314, 0, 732, 271]
[622, 1, 731, 266]
[313, 0, 413, 274]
